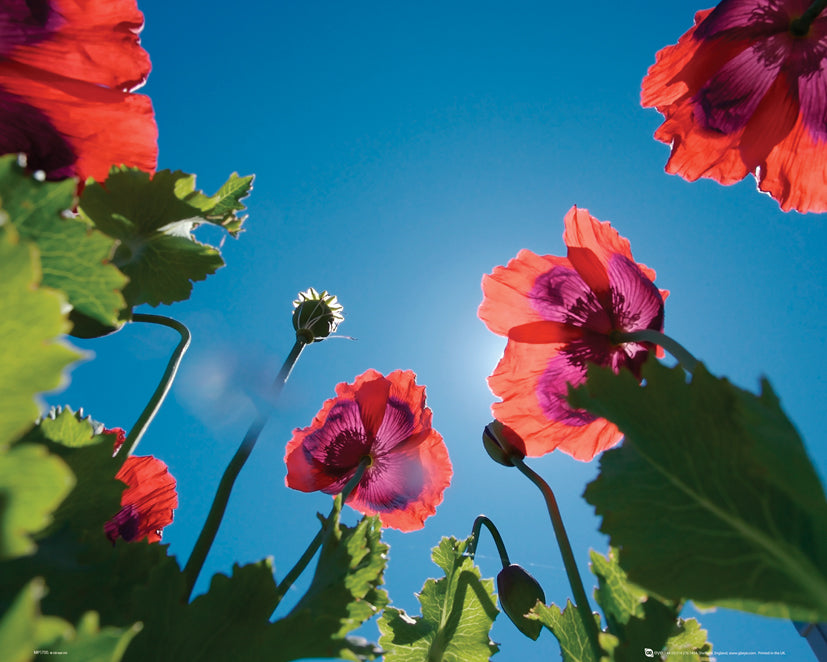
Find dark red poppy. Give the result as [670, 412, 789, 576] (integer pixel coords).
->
[284, 369, 452, 532]
[479, 207, 668, 461]
[104, 427, 177, 544]
[0, 0, 157, 182]
[642, 0, 827, 213]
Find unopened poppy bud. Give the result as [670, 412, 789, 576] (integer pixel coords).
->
[482, 420, 525, 466]
[292, 287, 344, 343]
[497, 563, 546, 641]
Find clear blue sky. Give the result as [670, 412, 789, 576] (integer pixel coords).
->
[52, 1, 827, 659]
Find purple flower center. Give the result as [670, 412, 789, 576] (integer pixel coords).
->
[530, 254, 664, 425]
[303, 396, 426, 512]
[693, 0, 827, 141]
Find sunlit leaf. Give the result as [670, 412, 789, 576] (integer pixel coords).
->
[269, 497, 388, 661]
[78, 168, 252, 309]
[573, 359, 827, 621]
[0, 225, 80, 448]
[0, 155, 127, 326]
[378, 536, 499, 661]
[529, 600, 603, 662]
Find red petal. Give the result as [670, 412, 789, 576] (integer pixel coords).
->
[507, 321, 583, 343]
[8, 0, 151, 90]
[489, 340, 622, 460]
[355, 374, 391, 439]
[562, 206, 659, 285]
[0, 61, 157, 182]
[479, 249, 570, 337]
[111, 455, 177, 543]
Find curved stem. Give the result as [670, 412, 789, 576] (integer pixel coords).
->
[126, 314, 191, 456]
[612, 328, 698, 374]
[183, 340, 307, 599]
[272, 457, 370, 608]
[791, 0, 827, 35]
[468, 515, 511, 568]
[512, 456, 603, 661]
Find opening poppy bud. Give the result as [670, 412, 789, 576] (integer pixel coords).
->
[482, 420, 526, 466]
[292, 287, 344, 343]
[497, 563, 546, 641]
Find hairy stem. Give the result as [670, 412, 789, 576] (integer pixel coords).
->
[612, 328, 698, 374]
[468, 514, 511, 568]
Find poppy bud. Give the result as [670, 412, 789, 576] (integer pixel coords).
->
[497, 563, 545, 640]
[291, 287, 344, 343]
[482, 420, 526, 467]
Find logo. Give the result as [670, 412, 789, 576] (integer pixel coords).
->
[644, 649, 654, 658]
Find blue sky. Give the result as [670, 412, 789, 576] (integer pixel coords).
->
[53, 1, 827, 659]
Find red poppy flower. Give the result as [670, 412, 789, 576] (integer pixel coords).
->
[284, 369, 452, 532]
[104, 427, 177, 544]
[478, 206, 668, 461]
[0, 0, 157, 182]
[642, 0, 827, 213]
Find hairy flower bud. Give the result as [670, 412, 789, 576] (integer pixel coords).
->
[292, 287, 344, 343]
[497, 563, 546, 640]
[482, 420, 526, 466]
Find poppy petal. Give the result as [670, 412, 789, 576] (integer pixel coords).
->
[479, 249, 570, 337]
[607, 254, 665, 334]
[529, 263, 612, 334]
[0, 61, 156, 181]
[489, 340, 622, 459]
[107, 455, 177, 543]
[507, 321, 583, 344]
[354, 374, 391, 440]
[8, 0, 151, 90]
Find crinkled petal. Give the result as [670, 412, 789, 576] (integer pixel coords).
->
[0, 0, 60, 57]
[530, 262, 612, 334]
[107, 455, 177, 543]
[489, 340, 622, 460]
[759, 108, 827, 212]
[479, 249, 570, 337]
[7, 0, 151, 90]
[348, 428, 451, 532]
[0, 61, 156, 181]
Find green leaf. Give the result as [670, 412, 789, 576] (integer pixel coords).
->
[0, 155, 127, 326]
[0, 225, 81, 448]
[378, 536, 499, 662]
[0, 579, 139, 662]
[0, 444, 74, 560]
[38, 407, 97, 448]
[269, 500, 389, 661]
[123, 500, 386, 662]
[78, 168, 252, 309]
[573, 359, 827, 621]
[529, 600, 604, 662]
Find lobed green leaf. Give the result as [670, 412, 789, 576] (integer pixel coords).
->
[378, 536, 499, 662]
[0, 155, 127, 326]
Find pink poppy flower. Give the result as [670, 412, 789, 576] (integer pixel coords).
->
[642, 0, 827, 213]
[285, 369, 452, 532]
[479, 207, 668, 461]
[0, 0, 157, 181]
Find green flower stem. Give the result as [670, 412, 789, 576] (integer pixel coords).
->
[126, 314, 191, 456]
[272, 457, 371, 609]
[792, 0, 827, 35]
[512, 456, 603, 661]
[183, 339, 307, 600]
[467, 515, 511, 568]
[612, 328, 698, 374]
